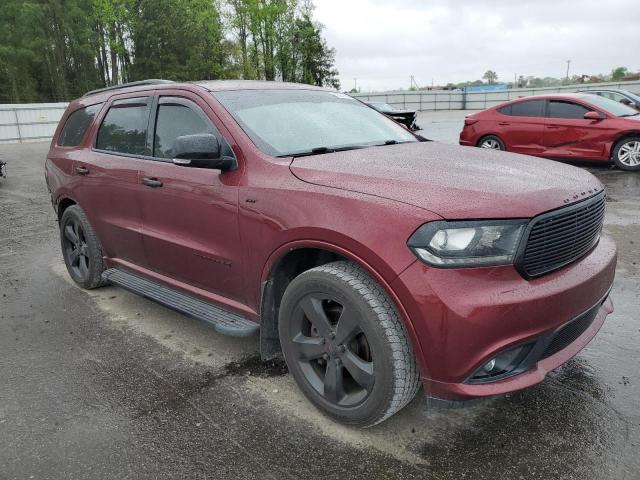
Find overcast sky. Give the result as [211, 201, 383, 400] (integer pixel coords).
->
[313, 0, 639, 92]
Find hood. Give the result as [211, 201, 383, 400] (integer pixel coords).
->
[290, 142, 604, 219]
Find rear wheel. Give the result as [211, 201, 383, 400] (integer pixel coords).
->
[60, 205, 106, 289]
[478, 135, 505, 151]
[278, 261, 420, 427]
[612, 137, 640, 171]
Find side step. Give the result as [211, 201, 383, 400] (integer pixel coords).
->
[102, 268, 259, 337]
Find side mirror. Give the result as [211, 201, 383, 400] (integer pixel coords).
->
[583, 111, 603, 121]
[172, 133, 236, 171]
[620, 98, 632, 106]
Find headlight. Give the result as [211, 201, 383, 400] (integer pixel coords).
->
[407, 220, 528, 267]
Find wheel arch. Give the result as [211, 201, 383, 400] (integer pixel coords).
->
[56, 196, 78, 223]
[609, 130, 640, 158]
[258, 240, 427, 376]
[476, 133, 506, 149]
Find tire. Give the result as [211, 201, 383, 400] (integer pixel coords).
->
[59, 205, 106, 289]
[278, 261, 420, 427]
[477, 135, 506, 151]
[612, 136, 640, 171]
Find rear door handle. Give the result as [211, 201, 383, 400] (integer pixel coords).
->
[75, 166, 89, 175]
[547, 125, 562, 129]
[142, 177, 163, 188]
[498, 122, 510, 126]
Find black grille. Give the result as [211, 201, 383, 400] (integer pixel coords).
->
[541, 300, 601, 359]
[521, 192, 605, 277]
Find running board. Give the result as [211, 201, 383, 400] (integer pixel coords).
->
[102, 268, 259, 337]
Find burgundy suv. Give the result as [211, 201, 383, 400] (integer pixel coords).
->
[45, 80, 616, 426]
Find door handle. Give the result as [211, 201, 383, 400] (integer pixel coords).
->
[547, 125, 562, 129]
[75, 166, 89, 175]
[142, 177, 163, 188]
[498, 122, 510, 126]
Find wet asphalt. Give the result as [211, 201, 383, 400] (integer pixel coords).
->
[0, 119, 638, 479]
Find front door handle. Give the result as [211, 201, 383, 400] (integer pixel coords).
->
[547, 125, 562, 129]
[498, 122, 510, 126]
[142, 177, 163, 188]
[75, 166, 89, 175]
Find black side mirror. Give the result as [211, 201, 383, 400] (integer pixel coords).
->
[172, 133, 236, 171]
[620, 98, 632, 106]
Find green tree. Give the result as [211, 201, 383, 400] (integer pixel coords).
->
[0, 0, 340, 103]
[482, 70, 498, 84]
[611, 66, 629, 81]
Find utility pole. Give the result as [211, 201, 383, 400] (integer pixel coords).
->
[353, 78, 358, 92]
[565, 60, 571, 81]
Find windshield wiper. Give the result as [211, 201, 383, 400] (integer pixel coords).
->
[281, 145, 370, 158]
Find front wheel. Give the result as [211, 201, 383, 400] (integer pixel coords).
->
[612, 137, 640, 171]
[278, 261, 420, 427]
[477, 135, 505, 151]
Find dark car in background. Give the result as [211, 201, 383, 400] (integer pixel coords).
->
[460, 93, 640, 170]
[365, 101, 420, 131]
[578, 88, 640, 111]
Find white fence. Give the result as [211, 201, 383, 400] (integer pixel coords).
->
[1, 80, 640, 144]
[0, 103, 68, 144]
[353, 80, 640, 112]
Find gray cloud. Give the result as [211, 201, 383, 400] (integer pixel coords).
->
[314, 0, 639, 92]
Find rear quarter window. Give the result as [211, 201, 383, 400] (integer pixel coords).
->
[58, 104, 102, 146]
[509, 99, 545, 117]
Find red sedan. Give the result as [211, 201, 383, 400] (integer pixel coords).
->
[459, 93, 640, 171]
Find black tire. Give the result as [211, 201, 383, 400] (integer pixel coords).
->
[59, 205, 106, 289]
[477, 135, 506, 151]
[278, 261, 420, 427]
[611, 136, 640, 171]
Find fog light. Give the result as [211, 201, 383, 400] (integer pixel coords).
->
[468, 343, 534, 384]
[483, 358, 496, 372]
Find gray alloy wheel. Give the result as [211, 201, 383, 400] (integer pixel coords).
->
[60, 205, 106, 289]
[478, 135, 505, 151]
[612, 137, 640, 171]
[278, 261, 420, 427]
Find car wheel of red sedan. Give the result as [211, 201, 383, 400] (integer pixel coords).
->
[278, 261, 420, 427]
[478, 135, 505, 151]
[612, 136, 640, 171]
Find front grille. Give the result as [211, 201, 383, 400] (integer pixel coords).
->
[521, 192, 605, 277]
[541, 299, 602, 359]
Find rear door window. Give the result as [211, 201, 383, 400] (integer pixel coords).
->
[509, 99, 545, 117]
[58, 104, 102, 146]
[95, 97, 151, 155]
[547, 101, 590, 119]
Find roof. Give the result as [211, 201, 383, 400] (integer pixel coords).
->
[509, 92, 601, 102]
[79, 79, 331, 103]
[195, 80, 330, 92]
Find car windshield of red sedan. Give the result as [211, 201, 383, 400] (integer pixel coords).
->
[213, 89, 417, 157]
[583, 95, 640, 117]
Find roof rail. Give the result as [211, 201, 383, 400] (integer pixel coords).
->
[82, 79, 175, 98]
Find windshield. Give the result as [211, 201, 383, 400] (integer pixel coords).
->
[213, 89, 417, 156]
[369, 102, 395, 111]
[582, 94, 639, 117]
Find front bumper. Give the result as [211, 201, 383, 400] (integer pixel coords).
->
[391, 233, 617, 401]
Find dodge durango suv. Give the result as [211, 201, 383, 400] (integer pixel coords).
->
[45, 80, 617, 427]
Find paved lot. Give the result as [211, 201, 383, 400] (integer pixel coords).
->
[0, 132, 639, 479]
